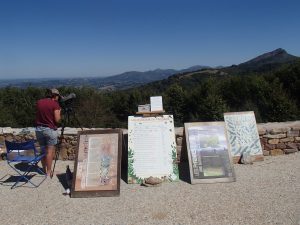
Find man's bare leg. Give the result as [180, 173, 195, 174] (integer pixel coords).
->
[41, 157, 46, 173]
[45, 145, 55, 176]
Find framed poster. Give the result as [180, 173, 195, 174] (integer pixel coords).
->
[128, 115, 179, 184]
[184, 122, 236, 184]
[224, 111, 264, 163]
[71, 129, 122, 198]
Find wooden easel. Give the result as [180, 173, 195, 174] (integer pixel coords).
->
[136, 110, 165, 117]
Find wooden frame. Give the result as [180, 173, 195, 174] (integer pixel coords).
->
[224, 111, 264, 163]
[71, 129, 122, 198]
[184, 122, 236, 184]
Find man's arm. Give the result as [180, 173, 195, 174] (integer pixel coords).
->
[54, 109, 61, 124]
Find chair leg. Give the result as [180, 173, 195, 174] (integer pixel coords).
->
[33, 162, 47, 175]
[8, 163, 47, 189]
[9, 164, 36, 189]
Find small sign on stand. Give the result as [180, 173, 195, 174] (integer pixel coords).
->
[136, 96, 165, 117]
[150, 96, 163, 112]
[138, 104, 151, 113]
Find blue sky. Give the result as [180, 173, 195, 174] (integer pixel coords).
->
[1, 0, 300, 79]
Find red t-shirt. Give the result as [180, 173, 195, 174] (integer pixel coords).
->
[35, 98, 61, 129]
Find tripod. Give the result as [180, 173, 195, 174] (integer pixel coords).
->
[50, 106, 83, 178]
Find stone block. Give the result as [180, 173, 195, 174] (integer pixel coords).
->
[70, 141, 78, 146]
[270, 149, 284, 156]
[70, 146, 77, 153]
[264, 144, 275, 150]
[65, 135, 75, 141]
[176, 137, 183, 146]
[263, 150, 270, 156]
[276, 143, 286, 149]
[263, 134, 286, 139]
[291, 126, 300, 131]
[280, 137, 294, 143]
[258, 128, 266, 135]
[283, 149, 298, 154]
[268, 139, 279, 145]
[0, 136, 5, 142]
[175, 127, 184, 136]
[176, 146, 182, 162]
[269, 127, 290, 134]
[286, 143, 298, 149]
[62, 127, 79, 135]
[260, 138, 268, 145]
[59, 148, 69, 160]
[0, 145, 5, 153]
[295, 137, 300, 142]
[5, 134, 14, 142]
[287, 130, 299, 137]
[176, 145, 182, 154]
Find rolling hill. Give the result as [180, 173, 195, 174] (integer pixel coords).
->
[0, 65, 209, 90]
[0, 48, 298, 90]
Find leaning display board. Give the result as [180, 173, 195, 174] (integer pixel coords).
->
[128, 115, 179, 184]
[184, 122, 236, 184]
[71, 129, 122, 198]
[224, 111, 264, 163]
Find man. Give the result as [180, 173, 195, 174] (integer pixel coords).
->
[35, 88, 61, 176]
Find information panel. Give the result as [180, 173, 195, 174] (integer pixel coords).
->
[71, 129, 122, 197]
[128, 115, 179, 184]
[224, 111, 264, 163]
[184, 122, 236, 184]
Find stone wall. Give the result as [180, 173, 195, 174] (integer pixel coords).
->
[257, 121, 300, 156]
[1, 121, 300, 161]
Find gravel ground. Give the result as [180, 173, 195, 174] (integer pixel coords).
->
[0, 152, 300, 225]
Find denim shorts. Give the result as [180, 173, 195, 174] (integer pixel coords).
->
[35, 126, 58, 146]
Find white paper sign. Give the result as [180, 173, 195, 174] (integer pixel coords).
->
[150, 96, 163, 111]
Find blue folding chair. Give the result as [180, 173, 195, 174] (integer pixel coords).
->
[5, 140, 47, 189]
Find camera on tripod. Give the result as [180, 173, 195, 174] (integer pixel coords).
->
[59, 93, 76, 112]
[51, 92, 82, 178]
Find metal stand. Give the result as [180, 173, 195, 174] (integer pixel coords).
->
[50, 107, 83, 178]
[135, 110, 165, 117]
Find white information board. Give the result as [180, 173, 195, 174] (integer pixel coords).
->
[128, 115, 179, 184]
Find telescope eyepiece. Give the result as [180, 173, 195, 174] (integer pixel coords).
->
[60, 93, 76, 102]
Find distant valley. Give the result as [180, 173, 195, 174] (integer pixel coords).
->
[0, 48, 298, 90]
[0, 65, 209, 90]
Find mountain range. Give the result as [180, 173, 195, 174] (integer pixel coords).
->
[0, 48, 298, 90]
[0, 65, 209, 90]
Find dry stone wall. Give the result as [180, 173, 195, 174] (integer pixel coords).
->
[257, 121, 300, 156]
[1, 121, 299, 161]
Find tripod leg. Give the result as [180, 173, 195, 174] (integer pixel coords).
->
[50, 144, 60, 178]
[50, 120, 66, 178]
[50, 108, 81, 178]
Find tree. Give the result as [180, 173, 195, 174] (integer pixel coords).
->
[164, 84, 186, 126]
[194, 78, 228, 121]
